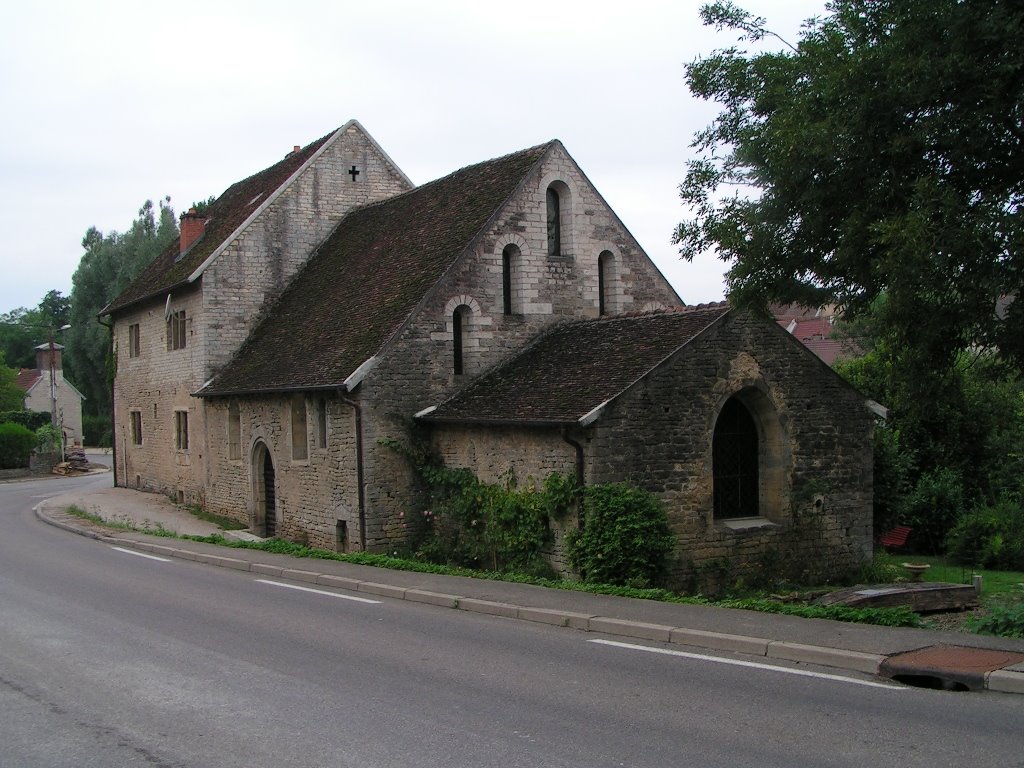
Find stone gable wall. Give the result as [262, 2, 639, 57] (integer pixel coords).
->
[586, 312, 874, 592]
[112, 125, 410, 504]
[421, 313, 873, 592]
[23, 373, 83, 447]
[351, 145, 683, 550]
[202, 126, 413, 378]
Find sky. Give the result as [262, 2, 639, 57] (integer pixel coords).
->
[0, 0, 826, 317]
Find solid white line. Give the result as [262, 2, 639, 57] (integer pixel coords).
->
[110, 546, 172, 562]
[588, 638, 905, 690]
[255, 579, 381, 604]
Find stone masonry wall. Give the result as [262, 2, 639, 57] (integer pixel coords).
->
[113, 124, 410, 506]
[201, 125, 412, 379]
[353, 143, 682, 551]
[586, 312, 875, 593]
[430, 424, 580, 574]
[202, 393, 360, 551]
[23, 373, 83, 447]
[113, 285, 208, 504]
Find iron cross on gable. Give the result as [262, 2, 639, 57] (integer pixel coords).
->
[348, 165, 360, 181]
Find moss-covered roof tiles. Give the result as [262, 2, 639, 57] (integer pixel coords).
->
[422, 305, 731, 424]
[105, 130, 337, 314]
[197, 142, 551, 396]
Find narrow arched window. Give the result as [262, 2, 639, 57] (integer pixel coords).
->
[502, 244, 519, 315]
[546, 187, 561, 257]
[598, 250, 613, 315]
[713, 397, 759, 519]
[453, 305, 470, 375]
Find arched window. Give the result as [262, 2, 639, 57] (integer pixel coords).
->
[598, 250, 614, 315]
[502, 244, 519, 315]
[453, 304, 470, 375]
[546, 186, 561, 257]
[713, 397, 759, 519]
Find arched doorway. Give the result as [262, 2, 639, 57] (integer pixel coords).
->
[253, 442, 277, 537]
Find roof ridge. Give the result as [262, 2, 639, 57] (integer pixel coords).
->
[347, 140, 557, 216]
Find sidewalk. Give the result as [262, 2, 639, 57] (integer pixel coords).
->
[35, 486, 1024, 695]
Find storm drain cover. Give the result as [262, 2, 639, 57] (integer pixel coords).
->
[879, 645, 1024, 691]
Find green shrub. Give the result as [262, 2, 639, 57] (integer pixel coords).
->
[35, 423, 60, 453]
[0, 410, 51, 431]
[566, 483, 675, 588]
[870, 425, 913, 535]
[83, 414, 111, 447]
[0, 422, 38, 468]
[946, 496, 1024, 571]
[903, 468, 968, 554]
[968, 599, 1024, 638]
[414, 467, 568, 577]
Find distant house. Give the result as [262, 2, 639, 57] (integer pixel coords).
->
[104, 121, 878, 591]
[772, 304, 860, 366]
[15, 343, 85, 447]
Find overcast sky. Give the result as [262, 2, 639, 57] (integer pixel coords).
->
[0, 0, 825, 317]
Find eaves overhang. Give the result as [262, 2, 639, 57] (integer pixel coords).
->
[194, 382, 348, 399]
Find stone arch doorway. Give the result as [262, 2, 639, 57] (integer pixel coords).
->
[253, 441, 277, 537]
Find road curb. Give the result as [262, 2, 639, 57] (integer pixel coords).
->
[32, 503, 1023, 692]
[986, 669, 1024, 694]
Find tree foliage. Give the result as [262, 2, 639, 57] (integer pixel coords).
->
[0, 290, 73, 372]
[0, 352, 24, 412]
[67, 198, 177, 419]
[678, 0, 1023, 375]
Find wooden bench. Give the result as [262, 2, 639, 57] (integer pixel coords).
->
[878, 525, 912, 551]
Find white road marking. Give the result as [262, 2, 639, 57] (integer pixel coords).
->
[588, 638, 905, 690]
[110, 546, 172, 562]
[256, 579, 381, 604]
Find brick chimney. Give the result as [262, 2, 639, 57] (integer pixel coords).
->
[180, 207, 207, 254]
[34, 342, 63, 373]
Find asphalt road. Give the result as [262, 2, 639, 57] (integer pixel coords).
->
[1, 472, 1022, 768]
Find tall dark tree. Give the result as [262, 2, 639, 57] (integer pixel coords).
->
[0, 352, 24, 411]
[677, 0, 1023, 376]
[67, 198, 178, 421]
[0, 290, 73, 371]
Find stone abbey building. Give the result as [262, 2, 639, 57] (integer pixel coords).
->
[105, 121, 877, 590]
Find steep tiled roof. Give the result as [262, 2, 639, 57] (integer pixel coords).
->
[778, 316, 859, 365]
[198, 143, 552, 396]
[14, 369, 40, 393]
[422, 305, 731, 424]
[105, 130, 338, 314]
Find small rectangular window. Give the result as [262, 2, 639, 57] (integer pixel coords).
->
[291, 395, 308, 460]
[130, 410, 143, 445]
[167, 310, 187, 351]
[316, 398, 327, 449]
[128, 324, 141, 358]
[228, 402, 241, 460]
[175, 410, 189, 450]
